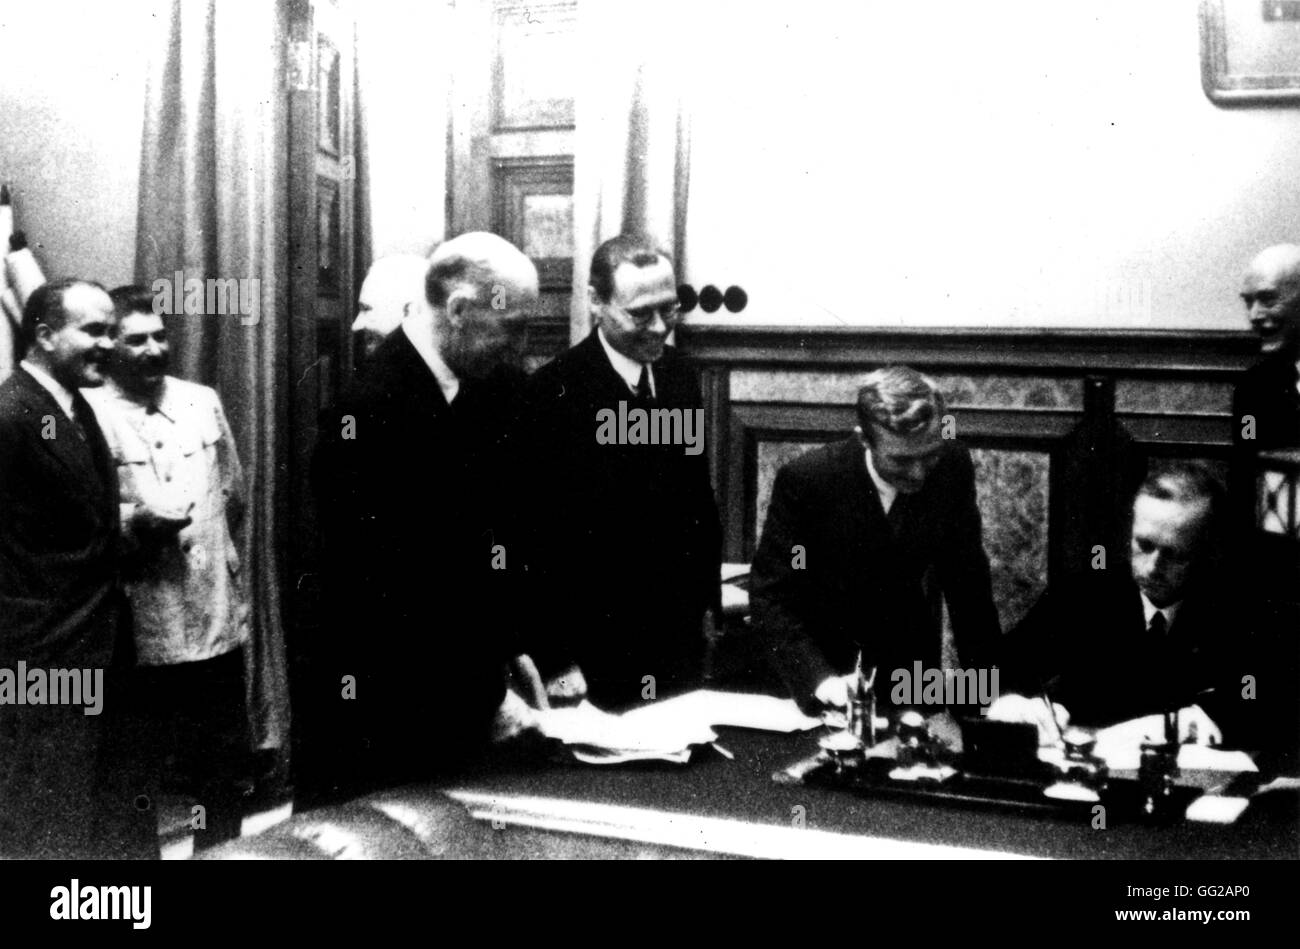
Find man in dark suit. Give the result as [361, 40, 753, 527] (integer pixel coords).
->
[301, 233, 540, 806]
[751, 366, 1000, 713]
[1234, 243, 1300, 452]
[525, 235, 721, 710]
[988, 463, 1277, 751]
[0, 278, 156, 858]
[1230, 244, 1300, 603]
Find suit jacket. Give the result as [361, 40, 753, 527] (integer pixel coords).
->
[0, 367, 123, 668]
[0, 367, 152, 858]
[1228, 353, 1300, 597]
[997, 571, 1263, 744]
[304, 327, 521, 797]
[751, 436, 1000, 708]
[524, 331, 722, 708]
[1233, 352, 1300, 452]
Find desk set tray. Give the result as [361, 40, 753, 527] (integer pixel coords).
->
[790, 753, 1206, 824]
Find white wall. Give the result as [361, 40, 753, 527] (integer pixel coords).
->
[0, 0, 152, 290]
[682, 0, 1300, 329]
[357, 0, 451, 259]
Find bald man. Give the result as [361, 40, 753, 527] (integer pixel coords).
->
[302, 232, 539, 804]
[1235, 244, 1300, 451]
[352, 253, 430, 362]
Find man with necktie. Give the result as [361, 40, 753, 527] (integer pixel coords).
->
[988, 463, 1269, 750]
[751, 366, 1000, 713]
[0, 278, 157, 858]
[524, 235, 721, 709]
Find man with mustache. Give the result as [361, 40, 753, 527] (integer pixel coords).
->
[302, 232, 540, 804]
[988, 463, 1263, 748]
[84, 284, 251, 850]
[0, 279, 155, 857]
[351, 253, 430, 366]
[524, 235, 721, 709]
[751, 366, 1000, 713]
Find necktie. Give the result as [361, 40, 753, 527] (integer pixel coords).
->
[71, 391, 112, 488]
[635, 364, 654, 402]
[1148, 611, 1167, 638]
[887, 492, 910, 536]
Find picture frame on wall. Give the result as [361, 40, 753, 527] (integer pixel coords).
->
[492, 156, 574, 291]
[493, 1, 577, 130]
[1200, 0, 1300, 104]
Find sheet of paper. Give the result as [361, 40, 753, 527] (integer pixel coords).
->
[536, 700, 716, 753]
[1090, 716, 1258, 773]
[1185, 796, 1250, 824]
[683, 690, 823, 733]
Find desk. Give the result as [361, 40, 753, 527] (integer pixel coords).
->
[445, 728, 1299, 860]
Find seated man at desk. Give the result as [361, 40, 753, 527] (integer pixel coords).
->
[751, 366, 1000, 713]
[988, 462, 1274, 750]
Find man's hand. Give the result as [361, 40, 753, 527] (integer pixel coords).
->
[544, 664, 588, 706]
[130, 503, 192, 543]
[813, 674, 855, 709]
[986, 693, 1071, 746]
[1176, 704, 1223, 746]
[1107, 706, 1223, 747]
[490, 689, 538, 744]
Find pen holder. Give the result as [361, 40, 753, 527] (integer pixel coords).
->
[1060, 728, 1108, 791]
[894, 711, 934, 768]
[1137, 741, 1180, 822]
[819, 730, 865, 773]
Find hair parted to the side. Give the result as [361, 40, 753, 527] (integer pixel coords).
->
[1134, 460, 1226, 544]
[589, 235, 673, 303]
[855, 365, 946, 442]
[109, 285, 157, 319]
[21, 277, 108, 345]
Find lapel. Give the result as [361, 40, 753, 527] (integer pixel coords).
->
[830, 437, 892, 556]
[383, 325, 451, 420]
[575, 331, 638, 405]
[12, 367, 103, 494]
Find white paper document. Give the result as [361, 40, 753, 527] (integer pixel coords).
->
[533, 690, 821, 766]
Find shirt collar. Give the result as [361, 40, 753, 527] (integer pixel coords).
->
[864, 445, 899, 515]
[597, 327, 654, 397]
[401, 315, 460, 405]
[1140, 591, 1181, 631]
[104, 376, 177, 422]
[20, 359, 76, 420]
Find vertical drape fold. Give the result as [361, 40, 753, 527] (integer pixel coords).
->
[135, 0, 290, 758]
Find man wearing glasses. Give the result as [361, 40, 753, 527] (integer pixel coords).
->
[524, 235, 721, 709]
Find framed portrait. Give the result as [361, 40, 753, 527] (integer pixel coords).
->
[493, 1, 577, 130]
[317, 33, 341, 153]
[1200, 0, 1300, 104]
[317, 176, 341, 298]
[493, 156, 574, 290]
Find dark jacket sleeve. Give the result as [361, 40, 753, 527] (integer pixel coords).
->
[750, 463, 837, 704]
[938, 446, 1001, 669]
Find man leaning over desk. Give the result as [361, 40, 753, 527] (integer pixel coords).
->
[751, 366, 1000, 714]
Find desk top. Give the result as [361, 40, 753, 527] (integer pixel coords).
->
[446, 728, 1299, 860]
